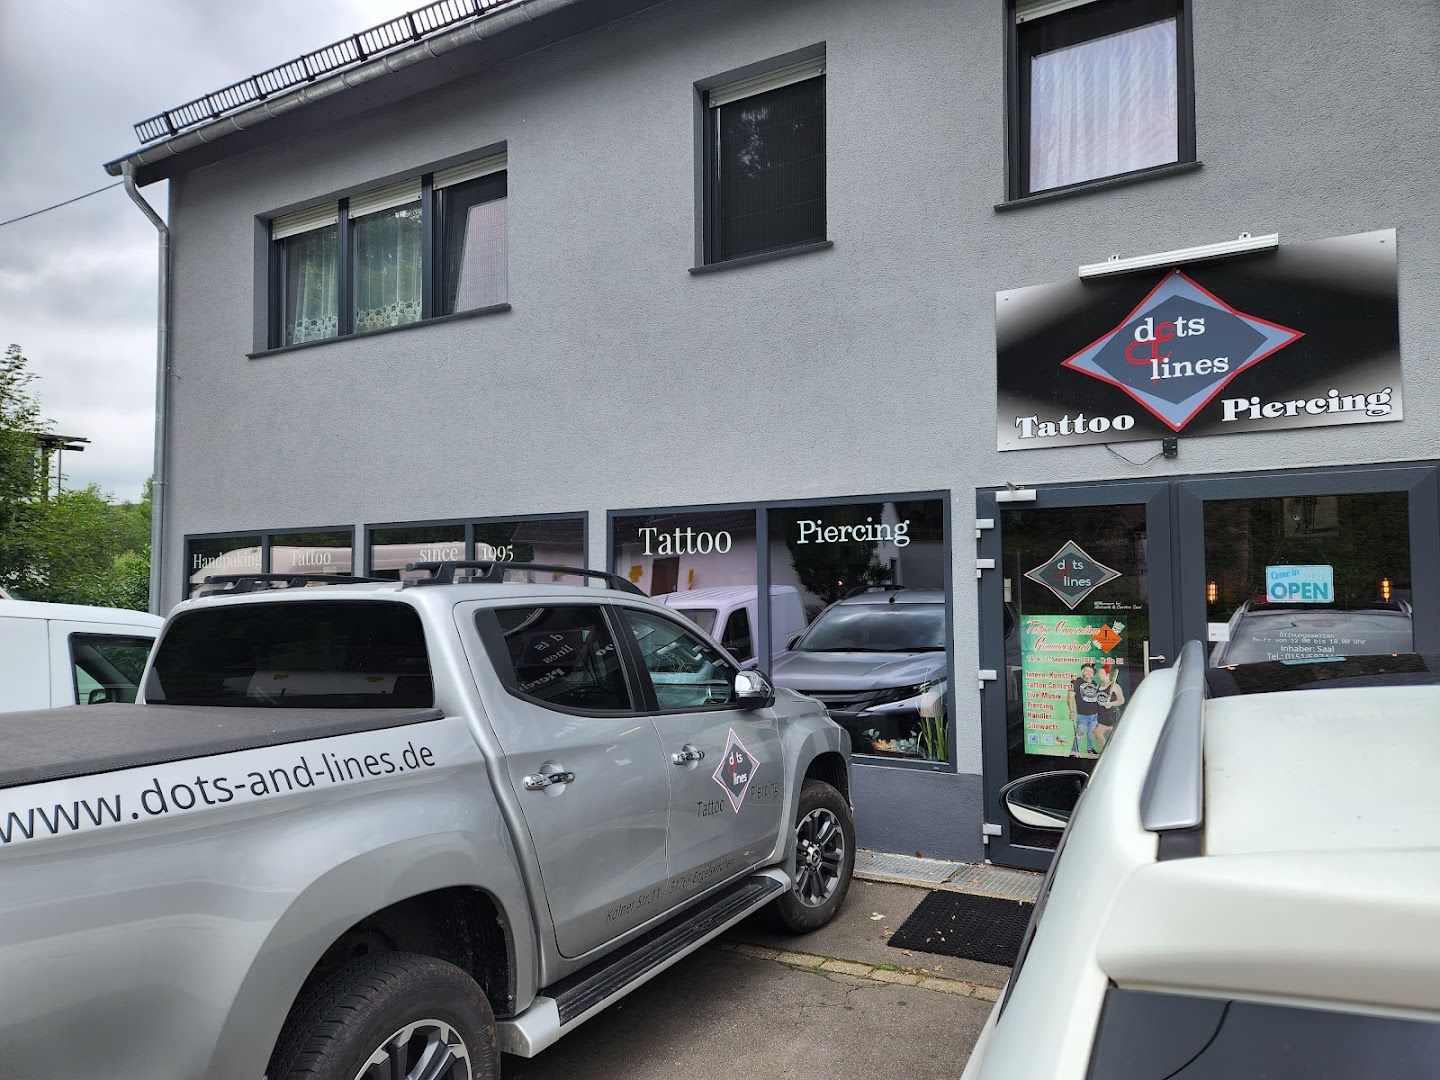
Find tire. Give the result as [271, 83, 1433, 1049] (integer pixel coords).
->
[268, 952, 499, 1080]
[770, 779, 856, 932]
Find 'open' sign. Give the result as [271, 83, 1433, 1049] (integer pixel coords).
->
[1265, 565, 1334, 603]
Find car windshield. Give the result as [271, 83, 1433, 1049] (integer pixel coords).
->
[673, 608, 717, 634]
[1219, 606, 1413, 666]
[799, 604, 946, 653]
[1205, 652, 1440, 697]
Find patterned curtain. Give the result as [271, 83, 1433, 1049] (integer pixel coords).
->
[283, 225, 339, 345]
[354, 203, 423, 333]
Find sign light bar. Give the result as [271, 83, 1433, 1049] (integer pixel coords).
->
[1080, 233, 1280, 280]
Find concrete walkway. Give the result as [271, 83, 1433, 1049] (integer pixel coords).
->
[503, 878, 1009, 1078]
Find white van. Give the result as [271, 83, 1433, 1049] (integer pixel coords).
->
[656, 585, 807, 664]
[0, 600, 163, 712]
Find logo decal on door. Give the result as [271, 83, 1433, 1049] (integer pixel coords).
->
[712, 728, 759, 812]
[1023, 540, 1120, 610]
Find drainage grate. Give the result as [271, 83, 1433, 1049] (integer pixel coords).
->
[939, 863, 1041, 903]
[856, 850, 962, 886]
[855, 849, 1041, 902]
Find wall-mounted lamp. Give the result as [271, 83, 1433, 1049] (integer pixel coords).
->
[1080, 233, 1280, 280]
[1381, 577, 1393, 602]
[1206, 581, 1218, 604]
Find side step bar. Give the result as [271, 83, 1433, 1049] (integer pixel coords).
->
[498, 869, 789, 1057]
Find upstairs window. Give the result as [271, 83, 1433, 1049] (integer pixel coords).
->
[273, 205, 340, 346]
[267, 152, 508, 349]
[705, 56, 826, 264]
[1011, 0, 1193, 198]
[350, 181, 423, 333]
[436, 155, 508, 314]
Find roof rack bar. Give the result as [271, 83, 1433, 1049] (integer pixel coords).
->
[200, 573, 389, 595]
[1139, 640, 1207, 852]
[403, 560, 646, 595]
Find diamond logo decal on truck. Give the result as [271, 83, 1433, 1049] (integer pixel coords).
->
[713, 728, 759, 812]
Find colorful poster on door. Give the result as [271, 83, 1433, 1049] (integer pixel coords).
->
[1020, 615, 1128, 759]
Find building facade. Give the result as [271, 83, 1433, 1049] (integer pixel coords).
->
[109, 0, 1439, 868]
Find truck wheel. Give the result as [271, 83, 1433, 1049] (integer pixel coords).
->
[269, 952, 498, 1080]
[770, 779, 855, 932]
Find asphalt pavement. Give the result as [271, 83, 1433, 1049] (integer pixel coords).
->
[503, 880, 1001, 1079]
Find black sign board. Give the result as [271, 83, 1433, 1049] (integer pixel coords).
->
[995, 229, 1401, 450]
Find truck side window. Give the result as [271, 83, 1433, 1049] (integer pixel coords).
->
[620, 608, 738, 711]
[721, 609, 752, 661]
[70, 634, 153, 705]
[488, 605, 632, 712]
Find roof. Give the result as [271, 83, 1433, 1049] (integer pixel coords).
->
[658, 585, 798, 606]
[833, 589, 945, 606]
[1203, 684, 1440, 855]
[104, 0, 668, 185]
[0, 599, 162, 628]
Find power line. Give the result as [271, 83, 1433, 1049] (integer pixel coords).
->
[0, 181, 124, 229]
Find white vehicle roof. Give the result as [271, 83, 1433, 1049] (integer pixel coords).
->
[657, 585, 798, 607]
[0, 599, 162, 628]
[1100, 680, 1440, 1018]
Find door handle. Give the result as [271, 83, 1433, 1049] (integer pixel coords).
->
[671, 745, 706, 766]
[524, 770, 576, 791]
[1144, 639, 1167, 673]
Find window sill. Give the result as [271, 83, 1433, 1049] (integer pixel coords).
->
[249, 302, 511, 359]
[851, 753, 954, 774]
[689, 239, 833, 275]
[995, 160, 1202, 212]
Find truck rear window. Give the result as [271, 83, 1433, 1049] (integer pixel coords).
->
[146, 601, 433, 708]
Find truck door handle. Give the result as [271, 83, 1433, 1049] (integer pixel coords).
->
[671, 745, 705, 766]
[523, 770, 576, 791]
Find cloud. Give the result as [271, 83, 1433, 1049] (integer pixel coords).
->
[0, 0, 418, 501]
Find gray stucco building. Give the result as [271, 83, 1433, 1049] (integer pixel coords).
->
[108, 0, 1438, 868]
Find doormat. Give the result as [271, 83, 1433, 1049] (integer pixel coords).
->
[886, 891, 1034, 967]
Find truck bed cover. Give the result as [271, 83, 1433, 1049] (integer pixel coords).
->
[0, 704, 444, 790]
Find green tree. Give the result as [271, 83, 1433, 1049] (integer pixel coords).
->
[0, 345, 152, 610]
[0, 344, 50, 594]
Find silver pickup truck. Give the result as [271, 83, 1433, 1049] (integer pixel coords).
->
[0, 563, 853, 1080]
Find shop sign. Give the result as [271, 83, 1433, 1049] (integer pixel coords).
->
[995, 229, 1402, 450]
[1265, 564, 1334, 603]
[1020, 615, 1127, 759]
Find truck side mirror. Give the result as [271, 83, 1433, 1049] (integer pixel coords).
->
[999, 771, 1087, 831]
[733, 670, 775, 709]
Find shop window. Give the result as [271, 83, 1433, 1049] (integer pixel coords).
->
[369, 524, 467, 583]
[611, 509, 760, 659]
[268, 531, 354, 580]
[486, 605, 632, 712]
[437, 159, 507, 314]
[1204, 492, 1413, 666]
[769, 498, 950, 761]
[1010, 0, 1193, 198]
[705, 56, 826, 264]
[351, 182, 423, 333]
[476, 517, 585, 582]
[272, 206, 340, 346]
[185, 534, 262, 598]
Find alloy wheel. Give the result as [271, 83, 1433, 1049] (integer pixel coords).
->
[793, 806, 845, 907]
[353, 1018, 471, 1080]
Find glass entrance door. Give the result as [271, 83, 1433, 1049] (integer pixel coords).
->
[978, 481, 1175, 870]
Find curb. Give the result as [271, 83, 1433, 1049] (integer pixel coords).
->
[716, 940, 1002, 1002]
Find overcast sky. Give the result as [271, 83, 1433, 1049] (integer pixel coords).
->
[0, 0, 417, 501]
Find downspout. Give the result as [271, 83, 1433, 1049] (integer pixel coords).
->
[121, 162, 169, 615]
